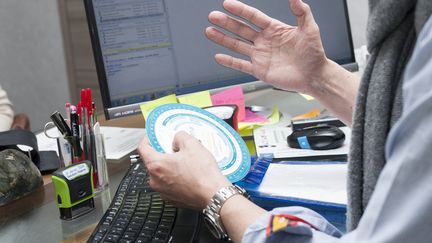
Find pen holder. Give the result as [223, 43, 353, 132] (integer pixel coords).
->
[44, 121, 73, 167]
[44, 121, 109, 192]
[57, 136, 73, 167]
[76, 131, 108, 193]
[93, 133, 109, 192]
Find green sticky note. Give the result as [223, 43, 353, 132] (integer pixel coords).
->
[178, 91, 212, 108]
[140, 94, 178, 121]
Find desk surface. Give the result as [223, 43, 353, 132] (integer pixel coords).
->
[0, 89, 322, 242]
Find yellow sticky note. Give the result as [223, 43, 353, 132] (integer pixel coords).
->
[140, 94, 178, 121]
[266, 106, 280, 124]
[238, 123, 261, 137]
[178, 91, 212, 108]
[300, 93, 315, 101]
[245, 139, 257, 156]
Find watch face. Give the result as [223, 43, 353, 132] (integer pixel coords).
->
[146, 103, 251, 182]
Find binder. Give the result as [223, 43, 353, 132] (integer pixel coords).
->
[236, 157, 347, 232]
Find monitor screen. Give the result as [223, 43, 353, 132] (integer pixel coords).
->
[84, 0, 357, 119]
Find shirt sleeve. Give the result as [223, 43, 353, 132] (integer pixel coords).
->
[0, 85, 14, 131]
[242, 16, 432, 243]
[242, 206, 342, 243]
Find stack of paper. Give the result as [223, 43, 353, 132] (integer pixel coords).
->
[258, 162, 347, 205]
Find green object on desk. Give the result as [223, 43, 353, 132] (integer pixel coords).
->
[51, 161, 95, 220]
[238, 106, 280, 137]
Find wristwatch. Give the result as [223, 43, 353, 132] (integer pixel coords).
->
[202, 184, 248, 241]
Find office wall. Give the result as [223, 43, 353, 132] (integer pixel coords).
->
[0, 1, 70, 132]
[347, 0, 368, 48]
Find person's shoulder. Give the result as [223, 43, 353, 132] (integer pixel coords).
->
[402, 16, 432, 108]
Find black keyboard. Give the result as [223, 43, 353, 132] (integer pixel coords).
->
[88, 160, 200, 243]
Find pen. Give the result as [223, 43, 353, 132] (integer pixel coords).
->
[65, 102, 71, 127]
[50, 111, 72, 138]
[86, 88, 93, 128]
[70, 106, 84, 163]
[92, 101, 97, 125]
[80, 89, 89, 159]
[77, 101, 82, 125]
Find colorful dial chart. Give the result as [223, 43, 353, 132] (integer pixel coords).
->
[146, 104, 251, 182]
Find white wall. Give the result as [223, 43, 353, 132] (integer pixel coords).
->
[0, 1, 70, 132]
[347, 0, 369, 48]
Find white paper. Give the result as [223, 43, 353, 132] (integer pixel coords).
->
[36, 126, 146, 160]
[258, 163, 347, 205]
[254, 125, 351, 159]
[100, 126, 146, 160]
[36, 127, 60, 154]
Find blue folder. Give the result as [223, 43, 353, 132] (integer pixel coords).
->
[236, 157, 347, 232]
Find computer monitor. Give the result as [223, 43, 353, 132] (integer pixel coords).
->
[84, 0, 357, 120]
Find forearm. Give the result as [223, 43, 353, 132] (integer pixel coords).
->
[219, 195, 267, 243]
[306, 59, 360, 127]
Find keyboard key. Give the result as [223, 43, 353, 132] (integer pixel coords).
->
[117, 215, 131, 222]
[157, 226, 171, 234]
[93, 233, 104, 242]
[139, 229, 154, 238]
[123, 231, 137, 240]
[113, 220, 128, 228]
[97, 226, 109, 234]
[134, 212, 148, 217]
[161, 217, 175, 223]
[136, 237, 151, 243]
[109, 227, 124, 235]
[142, 222, 157, 231]
[104, 234, 120, 242]
[154, 232, 169, 241]
[126, 225, 141, 232]
[162, 211, 175, 217]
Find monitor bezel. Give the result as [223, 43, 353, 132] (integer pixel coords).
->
[83, 0, 358, 120]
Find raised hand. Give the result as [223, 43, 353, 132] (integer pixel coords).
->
[206, 0, 328, 93]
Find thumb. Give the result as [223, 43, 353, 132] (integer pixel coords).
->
[289, 0, 316, 30]
[138, 134, 164, 165]
[172, 131, 199, 152]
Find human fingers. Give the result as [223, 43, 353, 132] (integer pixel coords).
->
[205, 27, 253, 56]
[172, 131, 199, 152]
[223, 0, 272, 30]
[137, 135, 164, 165]
[208, 11, 258, 42]
[214, 53, 253, 75]
[289, 0, 317, 31]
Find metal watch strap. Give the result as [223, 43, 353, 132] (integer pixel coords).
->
[203, 185, 247, 240]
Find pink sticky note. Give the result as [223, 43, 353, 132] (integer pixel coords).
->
[243, 109, 268, 123]
[211, 86, 246, 121]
